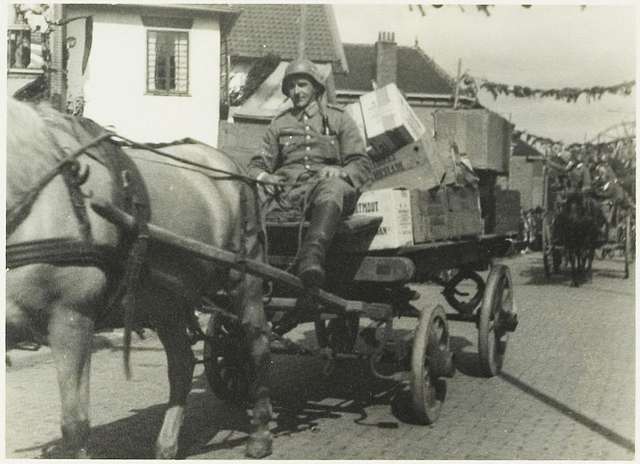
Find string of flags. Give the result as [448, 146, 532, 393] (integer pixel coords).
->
[409, 4, 588, 17]
[478, 79, 635, 103]
[512, 129, 635, 157]
[459, 74, 635, 103]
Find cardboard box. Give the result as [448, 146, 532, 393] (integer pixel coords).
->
[370, 136, 446, 191]
[359, 83, 426, 157]
[446, 185, 483, 238]
[354, 188, 413, 250]
[433, 109, 513, 174]
[344, 101, 375, 157]
[410, 188, 450, 243]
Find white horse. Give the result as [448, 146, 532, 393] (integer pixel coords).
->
[6, 98, 272, 459]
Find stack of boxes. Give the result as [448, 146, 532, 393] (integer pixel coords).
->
[346, 83, 513, 250]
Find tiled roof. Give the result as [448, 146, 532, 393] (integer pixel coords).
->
[227, 4, 347, 72]
[87, 4, 239, 15]
[334, 43, 456, 95]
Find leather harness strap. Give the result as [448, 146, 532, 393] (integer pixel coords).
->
[6, 238, 119, 270]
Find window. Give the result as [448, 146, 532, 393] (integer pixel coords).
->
[147, 30, 188, 95]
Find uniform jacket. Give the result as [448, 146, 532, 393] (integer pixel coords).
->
[248, 100, 372, 191]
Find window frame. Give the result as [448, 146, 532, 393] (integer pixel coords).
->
[145, 28, 190, 97]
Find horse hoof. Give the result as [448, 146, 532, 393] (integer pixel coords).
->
[42, 445, 90, 459]
[155, 443, 178, 460]
[245, 431, 273, 459]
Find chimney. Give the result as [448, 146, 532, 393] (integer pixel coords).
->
[375, 31, 397, 88]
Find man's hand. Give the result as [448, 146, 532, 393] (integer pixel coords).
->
[318, 166, 349, 180]
[257, 172, 287, 195]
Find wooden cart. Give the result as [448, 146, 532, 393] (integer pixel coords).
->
[92, 201, 518, 426]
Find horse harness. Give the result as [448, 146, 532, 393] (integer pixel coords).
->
[7, 119, 151, 327]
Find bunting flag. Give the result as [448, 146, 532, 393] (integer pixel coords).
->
[409, 4, 587, 17]
[479, 79, 635, 103]
[512, 128, 636, 159]
[457, 73, 634, 103]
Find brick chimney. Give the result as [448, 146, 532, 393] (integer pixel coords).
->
[375, 31, 397, 87]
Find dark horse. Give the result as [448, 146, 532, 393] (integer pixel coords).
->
[6, 98, 272, 458]
[553, 191, 606, 286]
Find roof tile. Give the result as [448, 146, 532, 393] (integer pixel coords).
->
[335, 43, 455, 96]
[228, 4, 345, 69]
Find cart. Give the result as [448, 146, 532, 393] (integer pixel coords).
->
[542, 165, 633, 280]
[92, 200, 518, 426]
[541, 164, 565, 277]
[596, 203, 634, 279]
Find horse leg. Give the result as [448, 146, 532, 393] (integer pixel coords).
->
[151, 293, 195, 459]
[47, 303, 94, 458]
[228, 268, 273, 459]
[569, 251, 579, 287]
[40, 267, 107, 459]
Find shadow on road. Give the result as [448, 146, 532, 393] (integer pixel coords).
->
[499, 371, 635, 454]
[21, 326, 432, 458]
[450, 335, 485, 378]
[518, 257, 574, 286]
[518, 255, 632, 288]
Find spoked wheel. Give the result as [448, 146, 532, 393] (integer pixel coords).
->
[410, 304, 454, 425]
[442, 269, 485, 314]
[478, 264, 517, 377]
[203, 313, 251, 405]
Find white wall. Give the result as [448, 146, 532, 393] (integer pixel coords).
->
[66, 6, 220, 146]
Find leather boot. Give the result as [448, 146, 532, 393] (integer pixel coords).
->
[297, 202, 342, 289]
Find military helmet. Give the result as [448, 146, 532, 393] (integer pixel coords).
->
[281, 59, 325, 95]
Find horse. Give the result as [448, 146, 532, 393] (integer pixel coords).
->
[553, 191, 606, 286]
[6, 98, 272, 459]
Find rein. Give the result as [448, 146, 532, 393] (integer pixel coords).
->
[8, 131, 303, 239]
[113, 134, 304, 189]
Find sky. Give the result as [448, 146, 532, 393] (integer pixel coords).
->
[333, 3, 636, 145]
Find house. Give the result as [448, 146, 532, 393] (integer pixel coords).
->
[9, 4, 239, 147]
[334, 32, 479, 115]
[7, 4, 49, 100]
[217, 9, 483, 160]
[224, 3, 347, 111]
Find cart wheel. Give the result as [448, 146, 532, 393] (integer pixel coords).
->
[203, 313, 251, 405]
[443, 269, 485, 314]
[410, 304, 453, 425]
[478, 264, 515, 377]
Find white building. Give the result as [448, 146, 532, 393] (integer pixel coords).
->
[61, 4, 237, 146]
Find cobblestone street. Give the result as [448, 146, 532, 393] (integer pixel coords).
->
[5, 253, 635, 459]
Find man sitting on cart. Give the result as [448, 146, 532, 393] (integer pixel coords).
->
[248, 59, 373, 289]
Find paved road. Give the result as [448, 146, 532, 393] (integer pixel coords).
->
[5, 253, 635, 459]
